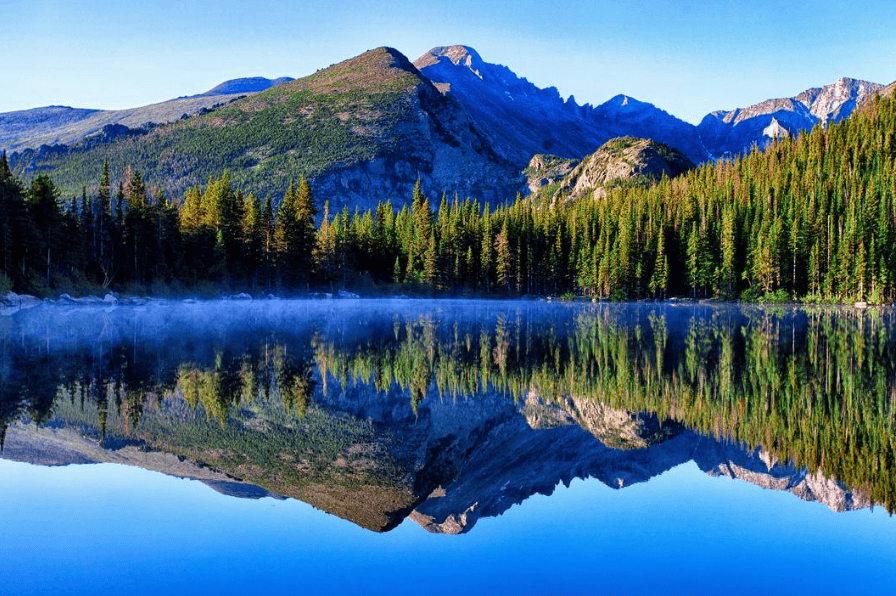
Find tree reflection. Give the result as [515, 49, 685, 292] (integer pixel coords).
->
[1, 304, 894, 511]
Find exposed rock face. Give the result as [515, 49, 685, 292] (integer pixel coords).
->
[4, 384, 871, 535]
[314, 385, 869, 534]
[5, 47, 522, 212]
[554, 136, 694, 201]
[698, 77, 884, 158]
[5, 44, 890, 207]
[697, 447, 871, 513]
[524, 154, 580, 193]
[524, 393, 682, 448]
[414, 45, 707, 166]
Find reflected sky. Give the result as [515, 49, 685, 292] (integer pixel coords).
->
[2, 458, 895, 596]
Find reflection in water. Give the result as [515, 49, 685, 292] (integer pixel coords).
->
[1, 300, 894, 532]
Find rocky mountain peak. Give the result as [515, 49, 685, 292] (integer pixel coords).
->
[799, 76, 883, 123]
[698, 76, 885, 158]
[603, 94, 651, 112]
[421, 45, 484, 71]
[413, 45, 706, 166]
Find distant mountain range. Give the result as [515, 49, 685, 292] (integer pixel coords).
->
[0, 76, 292, 152]
[697, 77, 885, 158]
[1, 45, 891, 209]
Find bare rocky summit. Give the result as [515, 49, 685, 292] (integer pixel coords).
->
[3, 44, 892, 207]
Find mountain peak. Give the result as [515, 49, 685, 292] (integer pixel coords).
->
[601, 94, 654, 113]
[414, 46, 706, 165]
[198, 76, 294, 97]
[415, 45, 483, 71]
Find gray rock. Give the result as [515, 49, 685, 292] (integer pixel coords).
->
[698, 77, 884, 159]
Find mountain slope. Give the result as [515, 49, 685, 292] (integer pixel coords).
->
[698, 77, 884, 158]
[196, 76, 294, 96]
[8, 47, 518, 211]
[0, 77, 294, 153]
[413, 45, 707, 165]
[0, 95, 245, 153]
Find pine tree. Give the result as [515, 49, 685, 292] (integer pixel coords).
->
[276, 177, 316, 288]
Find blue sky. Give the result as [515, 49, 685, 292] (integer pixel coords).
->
[4, 0, 896, 124]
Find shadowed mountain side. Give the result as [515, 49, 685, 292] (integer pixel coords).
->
[196, 76, 295, 97]
[414, 45, 707, 166]
[409, 412, 870, 534]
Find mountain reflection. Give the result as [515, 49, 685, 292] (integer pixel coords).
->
[1, 300, 894, 531]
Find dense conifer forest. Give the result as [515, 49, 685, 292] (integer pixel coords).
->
[2, 92, 895, 302]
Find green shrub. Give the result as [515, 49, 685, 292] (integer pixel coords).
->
[758, 288, 791, 303]
[739, 286, 761, 302]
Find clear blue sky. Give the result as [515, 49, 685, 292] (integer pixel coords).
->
[4, 0, 896, 124]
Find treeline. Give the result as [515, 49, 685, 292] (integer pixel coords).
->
[2, 92, 896, 301]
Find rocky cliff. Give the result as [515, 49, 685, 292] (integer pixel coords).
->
[549, 136, 694, 201]
[414, 45, 708, 166]
[698, 77, 884, 158]
[3, 380, 870, 535]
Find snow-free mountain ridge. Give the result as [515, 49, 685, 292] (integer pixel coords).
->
[697, 77, 884, 158]
[0, 76, 293, 152]
[1, 44, 891, 207]
[413, 45, 707, 165]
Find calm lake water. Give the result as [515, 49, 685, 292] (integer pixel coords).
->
[1, 299, 895, 595]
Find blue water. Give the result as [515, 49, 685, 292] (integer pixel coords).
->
[2, 458, 894, 596]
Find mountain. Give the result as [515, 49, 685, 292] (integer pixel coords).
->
[195, 76, 294, 96]
[3, 390, 869, 535]
[413, 45, 708, 165]
[527, 136, 694, 201]
[0, 78, 294, 153]
[7, 47, 519, 212]
[3, 45, 891, 210]
[698, 77, 885, 158]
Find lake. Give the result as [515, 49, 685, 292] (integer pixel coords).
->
[1, 299, 895, 595]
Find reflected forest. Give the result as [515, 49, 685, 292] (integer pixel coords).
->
[2, 301, 894, 515]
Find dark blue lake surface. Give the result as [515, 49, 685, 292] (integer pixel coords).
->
[1, 299, 895, 595]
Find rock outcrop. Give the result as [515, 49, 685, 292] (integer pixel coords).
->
[553, 136, 694, 201]
[524, 154, 580, 194]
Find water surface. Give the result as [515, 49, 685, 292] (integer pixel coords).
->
[1, 299, 894, 595]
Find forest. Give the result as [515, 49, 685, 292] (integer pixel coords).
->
[1, 91, 895, 302]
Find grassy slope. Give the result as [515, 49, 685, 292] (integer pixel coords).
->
[12, 48, 430, 202]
